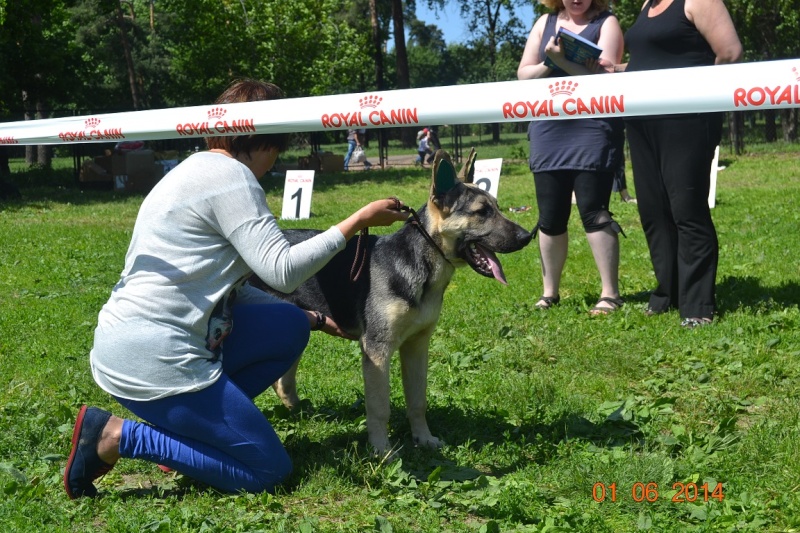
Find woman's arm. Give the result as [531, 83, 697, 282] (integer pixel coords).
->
[517, 16, 552, 80]
[235, 199, 407, 294]
[596, 15, 624, 66]
[686, 0, 743, 64]
[335, 198, 408, 241]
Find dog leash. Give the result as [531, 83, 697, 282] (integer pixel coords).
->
[350, 197, 452, 282]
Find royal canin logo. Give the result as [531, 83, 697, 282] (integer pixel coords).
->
[176, 106, 255, 136]
[320, 94, 418, 128]
[0, 136, 19, 145]
[57, 117, 125, 142]
[359, 95, 383, 108]
[549, 80, 579, 96]
[208, 107, 226, 120]
[734, 67, 800, 107]
[503, 82, 624, 120]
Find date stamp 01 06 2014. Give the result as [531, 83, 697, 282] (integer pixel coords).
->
[592, 482, 725, 503]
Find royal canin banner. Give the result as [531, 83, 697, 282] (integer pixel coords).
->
[0, 59, 798, 146]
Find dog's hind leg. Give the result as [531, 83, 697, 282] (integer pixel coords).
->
[399, 329, 443, 449]
[361, 339, 394, 455]
[273, 358, 301, 410]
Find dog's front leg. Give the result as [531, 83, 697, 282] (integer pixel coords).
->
[272, 357, 301, 409]
[361, 340, 393, 455]
[399, 329, 443, 449]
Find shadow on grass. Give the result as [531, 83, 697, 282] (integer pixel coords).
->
[277, 398, 643, 485]
[717, 275, 800, 315]
[99, 400, 643, 500]
[607, 276, 800, 318]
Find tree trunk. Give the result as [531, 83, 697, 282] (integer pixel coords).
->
[764, 110, 776, 142]
[35, 99, 51, 168]
[21, 90, 35, 165]
[729, 112, 745, 155]
[369, 0, 384, 91]
[391, 0, 416, 149]
[116, 2, 141, 109]
[0, 147, 21, 200]
[782, 109, 797, 142]
[368, 0, 388, 167]
[0, 147, 10, 176]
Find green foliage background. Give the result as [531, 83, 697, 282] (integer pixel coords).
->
[2, 0, 798, 117]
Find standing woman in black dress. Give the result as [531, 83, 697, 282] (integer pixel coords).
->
[517, 0, 626, 315]
[609, 0, 742, 327]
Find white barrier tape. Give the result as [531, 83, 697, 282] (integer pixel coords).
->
[0, 59, 798, 146]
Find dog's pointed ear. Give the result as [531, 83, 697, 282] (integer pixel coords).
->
[458, 148, 478, 184]
[431, 149, 459, 197]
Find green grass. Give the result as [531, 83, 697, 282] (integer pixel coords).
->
[2, 141, 800, 532]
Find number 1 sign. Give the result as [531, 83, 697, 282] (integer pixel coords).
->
[281, 170, 315, 220]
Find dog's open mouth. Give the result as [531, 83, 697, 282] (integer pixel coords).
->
[464, 242, 507, 284]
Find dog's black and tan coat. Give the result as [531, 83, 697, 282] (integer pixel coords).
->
[251, 149, 532, 454]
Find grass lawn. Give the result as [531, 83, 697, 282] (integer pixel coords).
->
[1, 139, 799, 532]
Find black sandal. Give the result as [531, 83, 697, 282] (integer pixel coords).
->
[535, 295, 560, 310]
[589, 296, 624, 315]
[681, 317, 712, 328]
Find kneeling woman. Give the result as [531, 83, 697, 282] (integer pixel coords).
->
[64, 79, 408, 498]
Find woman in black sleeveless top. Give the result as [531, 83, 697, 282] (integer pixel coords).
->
[607, 0, 741, 327]
[517, 0, 626, 315]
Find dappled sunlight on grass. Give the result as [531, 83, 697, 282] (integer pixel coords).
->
[2, 146, 800, 531]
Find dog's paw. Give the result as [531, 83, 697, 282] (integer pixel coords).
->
[368, 441, 402, 464]
[413, 434, 445, 449]
[272, 383, 300, 410]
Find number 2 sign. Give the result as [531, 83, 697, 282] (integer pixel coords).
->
[281, 170, 315, 220]
[473, 158, 503, 199]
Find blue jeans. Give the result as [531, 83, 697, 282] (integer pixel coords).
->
[115, 303, 308, 493]
[343, 140, 357, 170]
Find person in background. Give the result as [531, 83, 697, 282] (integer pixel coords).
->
[415, 128, 432, 168]
[63, 79, 409, 499]
[343, 128, 359, 171]
[517, 0, 626, 315]
[425, 126, 441, 164]
[356, 129, 372, 170]
[602, 0, 742, 327]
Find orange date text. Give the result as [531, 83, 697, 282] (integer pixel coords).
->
[592, 482, 724, 503]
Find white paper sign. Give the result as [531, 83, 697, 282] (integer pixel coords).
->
[281, 170, 315, 220]
[708, 145, 720, 208]
[473, 158, 503, 198]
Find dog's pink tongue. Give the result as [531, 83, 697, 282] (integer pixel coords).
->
[487, 252, 507, 285]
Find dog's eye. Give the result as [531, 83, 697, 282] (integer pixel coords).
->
[475, 205, 492, 217]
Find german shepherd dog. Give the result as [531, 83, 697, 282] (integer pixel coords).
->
[251, 149, 532, 454]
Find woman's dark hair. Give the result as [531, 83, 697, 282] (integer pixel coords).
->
[205, 79, 290, 157]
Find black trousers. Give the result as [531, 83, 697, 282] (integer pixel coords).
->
[534, 169, 614, 235]
[626, 114, 722, 319]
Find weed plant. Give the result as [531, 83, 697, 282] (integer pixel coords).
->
[1, 143, 799, 532]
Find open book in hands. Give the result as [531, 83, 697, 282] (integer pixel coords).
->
[544, 27, 603, 70]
